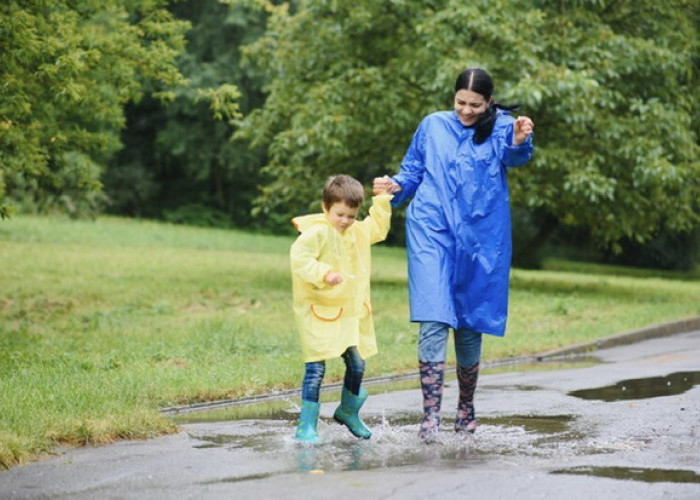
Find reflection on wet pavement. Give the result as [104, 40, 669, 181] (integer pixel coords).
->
[551, 465, 700, 484]
[568, 371, 700, 401]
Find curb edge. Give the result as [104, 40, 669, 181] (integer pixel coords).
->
[160, 315, 700, 415]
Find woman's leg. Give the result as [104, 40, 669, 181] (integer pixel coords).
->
[418, 321, 449, 441]
[334, 346, 371, 439]
[454, 328, 483, 433]
[418, 321, 450, 363]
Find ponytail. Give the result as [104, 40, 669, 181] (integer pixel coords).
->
[473, 101, 520, 144]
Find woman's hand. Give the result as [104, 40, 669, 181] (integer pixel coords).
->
[373, 175, 401, 195]
[513, 116, 534, 145]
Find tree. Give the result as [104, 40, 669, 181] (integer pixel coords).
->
[104, 0, 267, 227]
[0, 0, 189, 218]
[236, 0, 700, 251]
[512, 0, 700, 253]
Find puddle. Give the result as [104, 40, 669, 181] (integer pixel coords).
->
[483, 414, 575, 434]
[194, 416, 493, 484]
[188, 411, 586, 475]
[187, 412, 577, 445]
[551, 465, 700, 484]
[568, 371, 700, 401]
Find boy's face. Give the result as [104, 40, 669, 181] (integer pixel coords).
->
[324, 201, 359, 233]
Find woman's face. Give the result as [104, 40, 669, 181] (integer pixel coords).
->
[454, 89, 491, 126]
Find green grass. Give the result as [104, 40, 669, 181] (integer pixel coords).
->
[1, 215, 699, 469]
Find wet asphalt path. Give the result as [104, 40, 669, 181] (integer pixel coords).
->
[1, 325, 699, 499]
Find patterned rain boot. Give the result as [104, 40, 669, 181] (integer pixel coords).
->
[333, 387, 372, 439]
[418, 361, 445, 442]
[295, 399, 321, 444]
[455, 361, 479, 433]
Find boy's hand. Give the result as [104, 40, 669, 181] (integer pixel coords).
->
[373, 175, 400, 195]
[324, 271, 343, 285]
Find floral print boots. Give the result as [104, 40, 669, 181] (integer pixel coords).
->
[454, 361, 479, 433]
[418, 361, 445, 441]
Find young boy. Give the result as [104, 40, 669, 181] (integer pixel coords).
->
[290, 174, 392, 443]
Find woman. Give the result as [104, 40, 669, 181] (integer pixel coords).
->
[374, 68, 534, 441]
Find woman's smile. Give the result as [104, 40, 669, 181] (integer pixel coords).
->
[454, 88, 490, 127]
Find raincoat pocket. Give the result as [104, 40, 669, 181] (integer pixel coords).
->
[311, 304, 344, 322]
[303, 304, 345, 358]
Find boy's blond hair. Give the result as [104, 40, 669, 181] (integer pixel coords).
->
[322, 174, 365, 209]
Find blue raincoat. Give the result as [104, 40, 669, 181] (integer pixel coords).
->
[391, 110, 533, 336]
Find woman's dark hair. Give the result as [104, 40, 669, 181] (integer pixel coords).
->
[455, 68, 519, 144]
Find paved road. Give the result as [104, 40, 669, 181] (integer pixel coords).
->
[1, 328, 699, 499]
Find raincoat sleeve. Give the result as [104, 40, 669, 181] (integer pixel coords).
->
[359, 194, 393, 244]
[495, 119, 533, 168]
[390, 120, 426, 207]
[290, 226, 333, 288]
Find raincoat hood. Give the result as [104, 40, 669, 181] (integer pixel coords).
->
[291, 213, 328, 234]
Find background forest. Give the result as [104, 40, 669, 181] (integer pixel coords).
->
[1, 0, 699, 269]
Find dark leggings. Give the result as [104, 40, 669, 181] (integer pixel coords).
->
[301, 346, 365, 402]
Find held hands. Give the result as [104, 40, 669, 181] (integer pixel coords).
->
[373, 175, 401, 195]
[324, 271, 343, 286]
[513, 116, 534, 145]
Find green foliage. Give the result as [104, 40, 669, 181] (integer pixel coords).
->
[162, 203, 233, 228]
[514, 0, 700, 253]
[0, 0, 189, 217]
[237, 0, 700, 252]
[104, 0, 267, 228]
[604, 227, 700, 271]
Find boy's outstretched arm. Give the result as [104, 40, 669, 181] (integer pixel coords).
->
[362, 193, 393, 245]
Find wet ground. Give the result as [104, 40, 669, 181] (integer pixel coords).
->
[1, 327, 699, 499]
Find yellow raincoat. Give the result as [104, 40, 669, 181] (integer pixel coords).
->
[290, 194, 392, 363]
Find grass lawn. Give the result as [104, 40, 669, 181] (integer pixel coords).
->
[1, 214, 699, 469]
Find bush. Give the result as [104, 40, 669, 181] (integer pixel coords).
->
[161, 203, 233, 229]
[605, 228, 700, 271]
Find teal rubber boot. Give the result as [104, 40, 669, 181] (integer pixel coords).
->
[333, 387, 372, 439]
[295, 400, 320, 444]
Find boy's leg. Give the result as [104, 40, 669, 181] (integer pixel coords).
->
[301, 361, 326, 403]
[341, 345, 365, 395]
[454, 328, 482, 433]
[418, 321, 449, 441]
[296, 361, 325, 443]
[334, 346, 371, 439]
